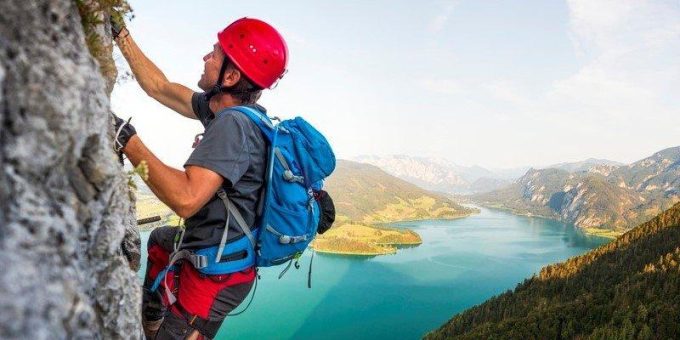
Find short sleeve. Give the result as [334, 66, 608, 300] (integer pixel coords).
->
[191, 92, 214, 127]
[184, 113, 250, 187]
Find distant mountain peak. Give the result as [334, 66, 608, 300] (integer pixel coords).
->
[542, 158, 623, 173]
[352, 155, 517, 194]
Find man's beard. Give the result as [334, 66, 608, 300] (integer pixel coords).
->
[197, 75, 210, 91]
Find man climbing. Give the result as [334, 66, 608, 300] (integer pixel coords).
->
[111, 17, 288, 339]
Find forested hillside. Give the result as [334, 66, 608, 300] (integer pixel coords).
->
[324, 160, 477, 224]
[426, 202, 680, 339]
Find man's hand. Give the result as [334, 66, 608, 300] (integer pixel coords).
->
[110, 23, 196, 119]
[113, 113, 137, 163]
[110, 15, 126, 39]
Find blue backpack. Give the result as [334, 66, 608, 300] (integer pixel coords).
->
[151, 106, 335, 305]
[228, 106, 336, 266]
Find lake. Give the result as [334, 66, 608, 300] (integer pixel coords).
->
[138, 206, 610, 339]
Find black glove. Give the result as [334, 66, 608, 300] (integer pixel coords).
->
[113, 113, 136, 158]
[110, 15, 126, 39]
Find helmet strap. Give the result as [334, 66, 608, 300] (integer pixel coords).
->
[205, 58, 231, 100]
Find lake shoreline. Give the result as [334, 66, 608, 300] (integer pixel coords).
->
[372, 212, 478, 226]
[474, 204, 622, 239]
[311, 238, 424, 256]
[311, 247, 396, 256]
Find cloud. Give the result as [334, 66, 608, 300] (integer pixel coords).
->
[421, 1, 680, 166]
[566, 0, 639, 50]
[481, 79, 533, 107]
[279, 28, 307, 46]
[418, 77, 467, 95]
[427, 1, 459, 33]
[552, 0, 680, 123]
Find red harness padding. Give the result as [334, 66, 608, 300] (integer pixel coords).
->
[176, 265, 255, 319]
[148, 245, 171, 279]
[147, 244, 256, 319]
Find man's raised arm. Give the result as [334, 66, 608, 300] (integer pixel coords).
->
[114, 27, 196, 119]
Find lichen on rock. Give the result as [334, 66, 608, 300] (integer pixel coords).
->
[75, 0, 133, 94]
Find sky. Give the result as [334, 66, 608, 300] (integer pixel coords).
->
[111, 0, 680, 169]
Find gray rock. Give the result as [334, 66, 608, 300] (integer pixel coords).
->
[0, 1, 142, 338]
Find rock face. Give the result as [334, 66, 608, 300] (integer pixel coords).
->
[0, 1, 141, 339]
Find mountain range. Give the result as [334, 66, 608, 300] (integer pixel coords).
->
[353, 155, 526, 194]
[426, 201, 680, 339]
[472, 147, 680, 232]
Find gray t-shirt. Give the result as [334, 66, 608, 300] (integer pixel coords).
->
[181, 92, 268, 249]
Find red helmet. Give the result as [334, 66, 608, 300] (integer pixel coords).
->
[217, 18, 288, 89]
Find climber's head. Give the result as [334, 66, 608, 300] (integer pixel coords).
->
[198, 17, 288, 104]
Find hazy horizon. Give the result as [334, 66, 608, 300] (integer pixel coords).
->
[111, 0, 680, 170]
[350, 151, 666, 171]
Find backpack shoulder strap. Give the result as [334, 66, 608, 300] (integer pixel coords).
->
[226, 106, 276, 142]
[215, 189, 256, 264]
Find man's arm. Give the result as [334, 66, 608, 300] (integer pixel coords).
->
[123, 135, 222, 219]
[114, 28, 197, 119]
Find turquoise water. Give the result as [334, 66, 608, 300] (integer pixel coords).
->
[138, 207, 609, 339]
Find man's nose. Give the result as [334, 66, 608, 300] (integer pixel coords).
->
[203, 53, 211, 62]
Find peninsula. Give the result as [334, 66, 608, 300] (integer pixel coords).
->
[316, 160, 478, 256]
[311, 223, 422, 256]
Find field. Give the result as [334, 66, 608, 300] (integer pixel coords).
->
[311, 223, 422, 255]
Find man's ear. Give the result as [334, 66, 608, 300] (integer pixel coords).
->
[222, 68, 241, 87]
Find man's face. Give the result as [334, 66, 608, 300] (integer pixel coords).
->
[198, 43, 224, 91]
